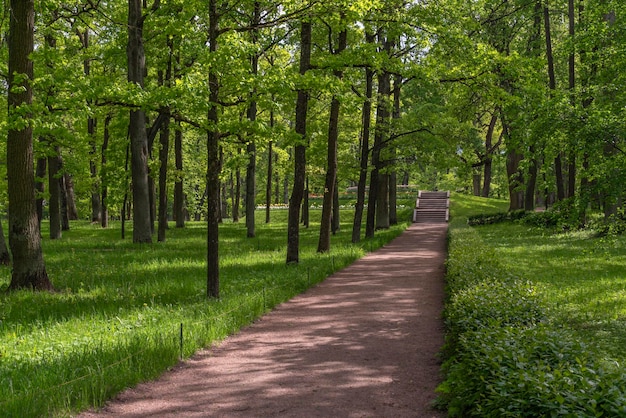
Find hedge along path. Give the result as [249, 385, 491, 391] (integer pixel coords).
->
[79, 223, 447, 418]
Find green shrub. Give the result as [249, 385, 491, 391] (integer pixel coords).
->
[439, 325, 626, 417]
[467, 210, 526, 226]
[444, 278, 544, 340]
[440, 208, 626, 417]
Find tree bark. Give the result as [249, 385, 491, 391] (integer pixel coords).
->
[206, 0, 220, 298]
[246, 2, 260, 238]
[173, 126, 185, 228]
[543, 3, 565, 201]
[266, 139, 273, 223]
[286, 19, 311, 264]
[48, 148, 62, 239]
[318, 26, 346, 253]
[127, 0, 152, 243]
[351, 52, 374, 243]
[35, 153, 46, 230]
[101, 115, 111, 228]
[7, 0, 52, 291]
[0, 219, 11, 266]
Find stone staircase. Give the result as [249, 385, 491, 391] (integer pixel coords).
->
[413, 191, 450, 224]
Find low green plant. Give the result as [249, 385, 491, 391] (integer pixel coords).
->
[440, 325, 626, 417]
[440, 195, 626, 416]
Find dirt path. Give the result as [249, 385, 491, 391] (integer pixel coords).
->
[79, 223, 447, 418]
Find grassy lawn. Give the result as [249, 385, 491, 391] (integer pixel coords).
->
[440, 194, 626, 416]
[0, 205, 413, 417]
[474, 222, 626, 360]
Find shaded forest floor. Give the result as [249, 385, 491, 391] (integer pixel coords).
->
[78, 223, 447, 417]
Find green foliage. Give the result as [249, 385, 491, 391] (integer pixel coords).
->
[467, 209, 525, 226]
[441, 325, 626, 417]
[440, 195, 626, 416]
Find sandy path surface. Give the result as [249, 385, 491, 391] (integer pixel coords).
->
[79, 223, 447, 417]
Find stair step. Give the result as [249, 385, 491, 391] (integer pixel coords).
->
[413, 191, 450, 224]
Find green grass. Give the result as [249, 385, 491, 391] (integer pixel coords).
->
[439, 193, 626, 416]
[448, 193, 626, 360]
[474, 223, 626, 360]
[0, 206, 413, 417]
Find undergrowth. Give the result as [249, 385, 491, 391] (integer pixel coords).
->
[439, 195, 626, 416]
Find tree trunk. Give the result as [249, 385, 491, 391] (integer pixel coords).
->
[567, 0, 576, 200]
[7, 0, 52, 291]
[389, 74, 402, 226]
[246, 2, 260, 238]
[0, 219, 11, 266]
[286, 19, 311, 264]
[544, 3, 565, 201]
[302, 177, 309, 228]
[206, 0, 221, 298]
[370, 68, 391, 233]
[352, 51, 374, 243]
[481, 112, 498, 198]
[157, 115, 170, 242]
[266, 139, 273, 223]
[332, 178, 340, 234]
[318, 26, 346, 253]
[35, 153, 46, 230]
[48, 149, 62, 239]
[59, 165, 70, 232]
[64, 173, 78, 220]
[127, 0, 152, 243]
[173, 126, 185, 228]
[473, 172, 482, 196]
[101, 115, 111, 228]
[233, 149, 241, 222]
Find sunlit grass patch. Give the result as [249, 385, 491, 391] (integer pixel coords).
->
[0, 205, 413, 417]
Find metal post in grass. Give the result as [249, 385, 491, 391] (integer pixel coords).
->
[179, 323, 183, 360]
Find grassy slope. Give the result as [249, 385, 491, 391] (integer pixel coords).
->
[449, 194, 626, 360]
[0, 206, 413, 417]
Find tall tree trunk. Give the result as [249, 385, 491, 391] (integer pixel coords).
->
[246, 2, 260, 238]
[157, 115, 170, 242]
[302, 177, 309, 228]
[266, 139, 273, 223]
[286, 19, 311, 264]
[233, 149, 241, 222]
[7, 0, 52, 291]
[173, 126, 185, 228]
[389, 74, 402, 226]
[101, 115, 111, 228]
[352, 55, 374, 243]
[332, 178, 340, 234]
[544, 2, 565, 201]
[64, 173, 78, 220]
[35, 153, 46, 230]
[127, 0, 152, 243]
[59, 162, 70, 232]
[157, 41, 173, 242]
[482, 112, 498, 198]
[0, 219, 10, 266]
[370, 69, 391, 233]
[567, 0, 576, 199]
[318, 26, 346, 253]
[206, 0, 221, 298]
[48, 148, 62, 239]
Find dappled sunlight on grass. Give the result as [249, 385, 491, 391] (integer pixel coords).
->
[473, 222, 626, 360]
[0, 205, 414, 416]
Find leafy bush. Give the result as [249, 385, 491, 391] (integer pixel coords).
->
[439, 326, 626, 417]
[439, 214, 626, 417]
[467, 210, 526, 226]
[444, 278, 544, 340]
